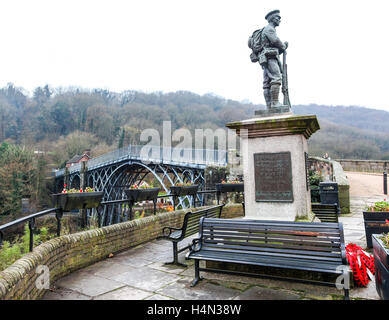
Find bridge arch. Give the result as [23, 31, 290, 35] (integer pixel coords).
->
[79, 160, 205, 226]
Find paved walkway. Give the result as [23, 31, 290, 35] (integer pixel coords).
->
[42, 172, 385, 300]
[346, 171, 385, 198]
[339, 171, 385, 249]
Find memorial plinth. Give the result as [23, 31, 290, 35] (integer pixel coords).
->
[226, 113, 320, 221]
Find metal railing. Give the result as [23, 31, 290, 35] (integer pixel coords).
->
[96, 188, 246, 227]
[0, 188, 244, 250]
[0, 208, 63, 252]
[98, 191, 206, 225]
[55, 144, 228, 177]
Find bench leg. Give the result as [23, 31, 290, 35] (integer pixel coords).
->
[191, 260, 202, 287]
[344, 288, 350, 300]
[164, 242, 187, 267]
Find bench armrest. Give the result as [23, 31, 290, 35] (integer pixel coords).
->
[340, 242, 347, 265]
[189, 238, 202, 253]
[162, 226, 182, 237]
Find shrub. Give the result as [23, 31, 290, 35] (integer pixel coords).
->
[0, 241, 22, 271]
[366, 200, 389, 212]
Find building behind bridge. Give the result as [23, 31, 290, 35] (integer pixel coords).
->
[65, 150, 91, 168]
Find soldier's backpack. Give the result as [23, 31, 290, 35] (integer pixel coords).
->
[248, 28, 264, 63]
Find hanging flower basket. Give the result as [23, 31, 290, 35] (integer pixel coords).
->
[215, 182, 244, 193]
[52, 191, 103, 211]
[170, 184, 199, 197]
[124, 187, 160, 202]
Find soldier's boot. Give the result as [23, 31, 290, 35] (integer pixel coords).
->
[263, 88, 271, 109]
[270, 84, 283, 108]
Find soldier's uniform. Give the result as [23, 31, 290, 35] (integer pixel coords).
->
[260, 24, 285, 89]
[258, 10, 286, 109]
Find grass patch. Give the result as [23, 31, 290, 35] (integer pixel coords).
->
[0, 224, 47, 271]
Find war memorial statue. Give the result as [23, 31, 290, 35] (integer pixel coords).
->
[226, 9, 320, 221]
[248, 9, 291, 114]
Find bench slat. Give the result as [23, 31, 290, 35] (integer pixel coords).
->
[183, 207, 221, 238]
[195, 249, 342, 266]
[200, 244, 342, 262]
[203, 218, 340, 228]
[190, 251, 343, 273]
[203, 237, 341, 253]
[202, 230, 341, 246]
[202, 226, 340, 238]
[202, 219, 341, 230]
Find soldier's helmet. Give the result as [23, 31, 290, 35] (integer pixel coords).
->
[265, 9, 280, 22]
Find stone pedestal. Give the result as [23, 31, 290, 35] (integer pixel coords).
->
[226, 113, 320, 221]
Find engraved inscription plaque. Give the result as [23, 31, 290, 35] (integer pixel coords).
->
[254, 152, 293, 202]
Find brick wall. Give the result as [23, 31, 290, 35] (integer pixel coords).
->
[0, 204, 243, 300]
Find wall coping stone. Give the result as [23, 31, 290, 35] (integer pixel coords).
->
[0, 205, 243, 300]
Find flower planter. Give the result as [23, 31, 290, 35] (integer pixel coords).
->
[170, 185, 199, 197]
[51, 192, 103, 211]
[363, 211, 389, 248]
[170, 185, 199, 210]
[124, 188, 160, 202]
[372, 234, 389, 300]
[215, 183, 244, 193]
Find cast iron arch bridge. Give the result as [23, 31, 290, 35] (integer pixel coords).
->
[54, 145, 228, 226]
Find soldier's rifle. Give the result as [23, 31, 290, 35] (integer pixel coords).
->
[282, 49, 291, 108]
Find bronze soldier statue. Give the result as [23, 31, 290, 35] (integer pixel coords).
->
[249, 10, 290, 112]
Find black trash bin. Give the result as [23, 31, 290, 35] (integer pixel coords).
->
[319, 182, 340, 213]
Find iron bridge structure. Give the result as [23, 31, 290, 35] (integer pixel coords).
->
[54, 145, 228, 226]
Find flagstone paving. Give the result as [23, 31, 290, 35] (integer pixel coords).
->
[42, 172, 385, 300]
[42, 203, 380, 301]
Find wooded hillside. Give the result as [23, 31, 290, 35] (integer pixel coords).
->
[1, 83, 389, 216]
[1, 83, 389, 165]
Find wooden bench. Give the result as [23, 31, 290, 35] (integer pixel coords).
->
[159, 204, 224, 267]
[311, 203, 339, 223]
[186, 218, 351, 299]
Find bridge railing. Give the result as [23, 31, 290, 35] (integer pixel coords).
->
[69, 163, 82, 174]
[55, 168, 65, 177]
[55, 145, 228, 177]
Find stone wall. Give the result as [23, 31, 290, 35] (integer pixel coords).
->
[0, 204, 243, 300]
[336, 159, 389, 173]
[332, 161, 350, 214]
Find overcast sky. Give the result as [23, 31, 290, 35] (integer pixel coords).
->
[0, 0, 388, 111]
